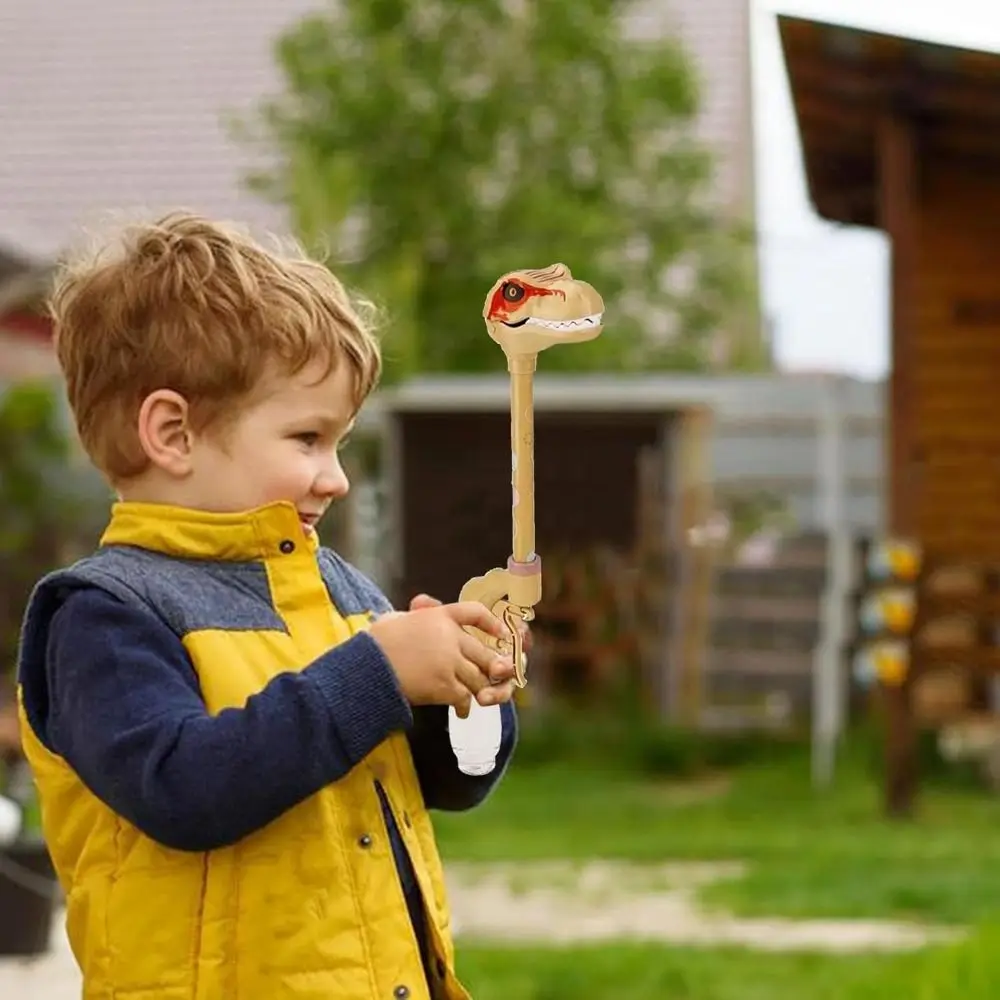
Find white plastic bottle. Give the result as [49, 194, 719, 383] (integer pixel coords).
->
[448, 699, 503, 775]
[0, 794, 22, 847]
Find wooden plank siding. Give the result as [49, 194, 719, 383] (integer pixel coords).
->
[911, 161, 1000, 557]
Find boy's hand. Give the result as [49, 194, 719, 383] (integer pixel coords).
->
[409, 594, 534, 652]
[408, 593, 530, 708]
[369, 599, 515, 718]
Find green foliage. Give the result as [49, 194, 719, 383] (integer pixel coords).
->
[514, 702, 799, 778]
[243, 0, 763, 379]
[0, 382, 107, 675]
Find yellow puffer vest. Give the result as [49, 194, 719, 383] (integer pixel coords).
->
[17, 501, 469, 1000]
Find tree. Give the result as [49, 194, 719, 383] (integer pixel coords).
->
[243, 0, 763, 379]
[0, 383, 106, 679]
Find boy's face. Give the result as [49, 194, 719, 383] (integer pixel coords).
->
[185, 357, 356, 530]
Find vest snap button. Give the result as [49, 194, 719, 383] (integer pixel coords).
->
[279, 539, 295, 554]
[393, 987, 410, 999]
[358, 833, 373, 848]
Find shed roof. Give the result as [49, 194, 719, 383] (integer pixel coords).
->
[778, 15, 1000, 227]
[362, 372, 880, 423]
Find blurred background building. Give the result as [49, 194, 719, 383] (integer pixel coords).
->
[0, 0, 762, 374]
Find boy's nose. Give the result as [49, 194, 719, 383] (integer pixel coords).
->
[315, 461, 350, 500]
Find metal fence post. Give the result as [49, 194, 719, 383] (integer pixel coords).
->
[813, 375, 852, 786]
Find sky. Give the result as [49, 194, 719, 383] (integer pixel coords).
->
[753, 0, 1000, 379]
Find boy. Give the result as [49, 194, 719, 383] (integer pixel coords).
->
[15, 213, 519, 1000]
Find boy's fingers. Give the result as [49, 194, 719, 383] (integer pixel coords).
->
[455, 648, 490, 695]
[452, 689, 472, 719]
[478, 681, 515, 706]
[487, 657, 515, 684]
[448, 602, 511, 640]
[409, 593, 442, 611]
[457, 634, 512, 684]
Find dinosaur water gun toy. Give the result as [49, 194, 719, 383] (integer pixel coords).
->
[448, 264, 605, 774]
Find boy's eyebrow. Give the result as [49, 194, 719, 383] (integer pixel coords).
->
[292, 412, 355, 434]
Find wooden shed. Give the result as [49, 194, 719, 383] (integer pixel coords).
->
[779, 15, 1000, 813]
[375, 376, 713, 720]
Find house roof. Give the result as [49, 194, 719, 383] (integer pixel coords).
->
[778, 15, 1000, 228]
[0, 0, 324, 245]
[3, 0, 756, 248]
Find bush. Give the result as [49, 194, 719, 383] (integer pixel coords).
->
[0, 381, 106, 680]
[515, 702, 802, 779]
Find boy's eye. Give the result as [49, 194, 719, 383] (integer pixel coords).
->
[294, 432, 320, 446]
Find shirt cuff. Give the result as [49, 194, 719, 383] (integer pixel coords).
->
[307, 632, 414, 765]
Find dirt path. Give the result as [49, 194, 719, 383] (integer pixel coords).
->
[0, 861, 961, 997]
[446, 860, 961, 952]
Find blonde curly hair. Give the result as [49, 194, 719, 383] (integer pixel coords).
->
[50, 212, 381, 482]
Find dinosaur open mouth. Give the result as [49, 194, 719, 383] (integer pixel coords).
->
[503, 313, 603, 331]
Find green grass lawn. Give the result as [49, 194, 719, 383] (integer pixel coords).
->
[456, 931, 1000, 1000]
[456, 943, 893, 1000]
[433, 730, 1000, 925]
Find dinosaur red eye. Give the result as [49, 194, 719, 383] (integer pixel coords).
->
[502, 282, 525, 302]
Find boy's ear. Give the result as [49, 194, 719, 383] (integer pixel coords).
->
[136, 390, 194, 477]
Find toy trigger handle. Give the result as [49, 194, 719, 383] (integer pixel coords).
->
[458, 555, 541, 688]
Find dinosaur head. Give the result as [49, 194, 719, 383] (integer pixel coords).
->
[483, 263, 604, 358]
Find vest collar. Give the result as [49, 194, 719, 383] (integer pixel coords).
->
[100, 500, 320, 561]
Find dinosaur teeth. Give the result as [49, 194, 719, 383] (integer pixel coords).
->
[525, 313, 603, 331]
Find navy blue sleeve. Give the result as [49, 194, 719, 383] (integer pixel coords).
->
[315, 548, 520, 810]
[406, 701, 517, 812]
[39, 587, 413, 852]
